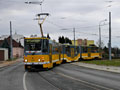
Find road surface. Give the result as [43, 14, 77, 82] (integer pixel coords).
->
[0, 61, 120, 90]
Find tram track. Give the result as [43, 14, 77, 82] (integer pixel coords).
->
[36, 69, 114, 90]
[23, 64, 119, 90]
[38, 70, 101, 90]
[52, 69, 113, 90]
[38, 72, 62, 90]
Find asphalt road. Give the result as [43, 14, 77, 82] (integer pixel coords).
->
[0, 61, 120, 90]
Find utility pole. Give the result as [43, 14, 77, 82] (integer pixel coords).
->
[73, 28, 75, 47]
[109, 12, 112, 60]
[10, 21, 13, 60]
[73, 27, 75, 56]
[99, 24, 101, 51]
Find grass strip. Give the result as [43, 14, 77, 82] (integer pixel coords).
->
[81, 59, 120, 67]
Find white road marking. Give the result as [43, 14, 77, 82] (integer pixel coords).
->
[56, 72, 113, 90]
[23, 72, 28, 90]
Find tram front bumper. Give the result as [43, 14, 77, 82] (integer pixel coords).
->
[24, 62, 51, 69]
[24, 61, 50, 65]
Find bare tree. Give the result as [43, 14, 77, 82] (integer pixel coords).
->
[96, 40, 105, 49]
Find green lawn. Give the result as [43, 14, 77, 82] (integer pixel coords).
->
[81, 59, 120, 67]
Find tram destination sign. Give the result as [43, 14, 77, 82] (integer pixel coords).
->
[26, 39, 41, 43]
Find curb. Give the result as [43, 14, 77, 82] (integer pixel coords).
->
[0, 58, 23, 68]
[71, 62, 120, 73]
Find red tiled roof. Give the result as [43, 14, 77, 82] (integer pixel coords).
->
[0, 36, 23, 48]
[7, 36, 23, 48]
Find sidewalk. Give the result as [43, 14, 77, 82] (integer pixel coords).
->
[71, 62, 120, 73]
[0, 58, 23, 68]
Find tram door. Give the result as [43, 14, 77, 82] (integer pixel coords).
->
[88, 47, 91, 57]
[49, 44, 52, 63]
[71, 48, 75, 58]
[80, 46, 82, 58]
[59, 46, 61, 61]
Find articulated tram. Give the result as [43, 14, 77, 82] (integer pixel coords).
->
[24, 37, 101, 71]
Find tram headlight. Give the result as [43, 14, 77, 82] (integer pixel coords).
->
[38, 59, 41, 62]
[25, 59, 28, 62]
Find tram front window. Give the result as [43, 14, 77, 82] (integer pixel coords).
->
[25, 39, 48, 53]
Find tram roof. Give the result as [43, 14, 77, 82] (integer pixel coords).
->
[24, 37, 49, 40]
[62, 44, 98, 48]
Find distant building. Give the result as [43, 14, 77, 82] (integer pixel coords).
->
[0, 36, 24, 58]
[72, 39, 94, 46]
[0, 32, 24, 46]
[71, 40, 78, 46]
[87, 40, 94, 46]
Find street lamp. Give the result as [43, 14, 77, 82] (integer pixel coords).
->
[25, 0, 44, 12]
[99, 19, 107, 51]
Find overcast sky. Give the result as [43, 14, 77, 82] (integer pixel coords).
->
[0, 0, 120, 47]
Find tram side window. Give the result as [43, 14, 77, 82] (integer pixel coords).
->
[75, 46, 79, 55]
[83, 47, 87, 53]
[96, 47, 99, 53]
[91, 47, 98, 53]
[42, 39, 49, 53]
[61, 46, 64, 53]
[90, 47, 93, 53]
[77, 47, 79, 53]
[94, 47, 99, 53]
[52, 46, 59, 53]
[65, 46, 71, 56]
[91, 47, 94, 53]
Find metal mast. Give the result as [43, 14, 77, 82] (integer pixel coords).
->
[10, 21, 13, 60]
[109, 12, 112, 60]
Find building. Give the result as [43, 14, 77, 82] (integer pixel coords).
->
[87, 40, 94, 46]
[0, 32, 24, 46]
[0, 36, 24, 59]
[71, 40, 78, 46]
[0, 48, 8, 61]
[72, 39, 94, 46]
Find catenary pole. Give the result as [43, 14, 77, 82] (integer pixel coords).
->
[109, 12, 112, 60]
[73, 28, 75, 47]
[10, 21, 13, 60]
[73, 28, 75, 56]
[99, 24, 101, 51]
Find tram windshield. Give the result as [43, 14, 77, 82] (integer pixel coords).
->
[24, 39, 48, 53]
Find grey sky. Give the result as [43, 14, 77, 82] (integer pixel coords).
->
[0, 0, 120, 47]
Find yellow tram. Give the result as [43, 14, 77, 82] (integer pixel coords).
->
[24, 37, 101, 71]
[24, 37, 62, 71]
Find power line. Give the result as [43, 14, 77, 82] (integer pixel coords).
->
[76, 31, 108, 38]
[46, 19, 109, 30]
[76, 31, 120, 39]
[46, 20, 66, 29]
